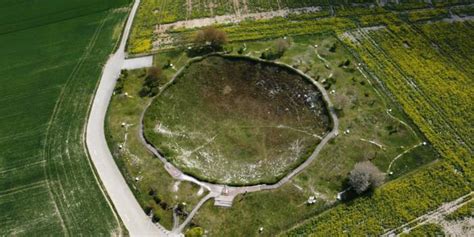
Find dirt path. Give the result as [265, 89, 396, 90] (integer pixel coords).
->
[232, 0, 241, 17]
[154, 6, 322, 34]
[386, 142, 423, 173]
[172, 193, 216, 234]
[186, 0, 192, 20]
[241, 0, 249, 14]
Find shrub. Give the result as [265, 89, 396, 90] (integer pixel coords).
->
[114, 70, 128, 94]
[139, 66, 166, 97]
[185, 227, 204, 237]
[348, 161, 385, 194]
[275, 38, 290, 56]
[153, 196, 161, 204]
[152, 213, 160, 223]
[329, 42, 337, 52]
[194, 26, 227, 50]
[260, 38, 290, 60]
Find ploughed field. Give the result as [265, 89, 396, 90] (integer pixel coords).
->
[143, 55, 331, 185]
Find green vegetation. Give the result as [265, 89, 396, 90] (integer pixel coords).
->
[345, 22, 473, 171]
[190, 37, 438, 236]
[113, 1, 472, 235]
[286, 16, 473, 237]
[106, 33, 435, 235]
[185, 227, 204, 237]
[143, 55, 330, 185]
[286, 162, 470, 236]
[401, 223, 445, 237]
[106, 68, 206, 229]
[0, 0, 130, 235]
[405, 8, 449, 22]
[128, 0, 471, 54]
[445, 200, 473, 221]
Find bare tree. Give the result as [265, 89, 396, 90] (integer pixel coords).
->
[348, 161, 385, 194]
[194, 26, 227, 50]
[274, 38, 290, 56]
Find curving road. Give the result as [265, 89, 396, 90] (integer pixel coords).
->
[85, 0, 172, 236]
[86, 2, 339, 233]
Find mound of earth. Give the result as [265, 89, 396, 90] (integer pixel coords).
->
[143, 55, 331, 185]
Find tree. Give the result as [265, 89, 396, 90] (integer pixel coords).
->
[274, 38, 290, 56]
[139, 66, 166, 97]
[348, 161, 385, 194]
[194, 26, 227, 50]
[260, 38, 290, 60]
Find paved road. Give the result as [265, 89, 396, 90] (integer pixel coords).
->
[85, 0, 172, 236]
[123, 55, 154, 70]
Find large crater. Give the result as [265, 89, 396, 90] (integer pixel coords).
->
[143, 55, 331, 185]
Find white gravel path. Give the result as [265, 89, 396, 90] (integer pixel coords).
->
[86, 0, 174, 236]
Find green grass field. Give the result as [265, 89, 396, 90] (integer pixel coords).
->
[0, 0, 130, 235]
[106, 69, 207, 229]
[108, 1, 473, 235]
[107, 33, 437, 235]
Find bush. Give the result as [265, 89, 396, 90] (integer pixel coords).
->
[153, 196, 161, 204]
[348, 161, 385, 194]
[329, 42, 337, 52]
[194, 26, 227, 51]
[185, 227, 204, 237]
[152, 213, 160, 223]
[114, 70, 128, 94]
[144, 206, 153, 215]
[260, 38, 290, 60]
[139, 66, 166, 97]
[275, 38, 290, 56]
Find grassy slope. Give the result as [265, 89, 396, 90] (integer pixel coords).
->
[190, 35, 437, 236]
[0, 0, 130, 235]
[106, 34, 433, 235]
[106, 69, 205, 229]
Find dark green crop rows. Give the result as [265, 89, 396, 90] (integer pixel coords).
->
[0, 0, 130, 235]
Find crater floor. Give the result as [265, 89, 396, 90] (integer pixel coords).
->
[143, 55, 331, 185]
